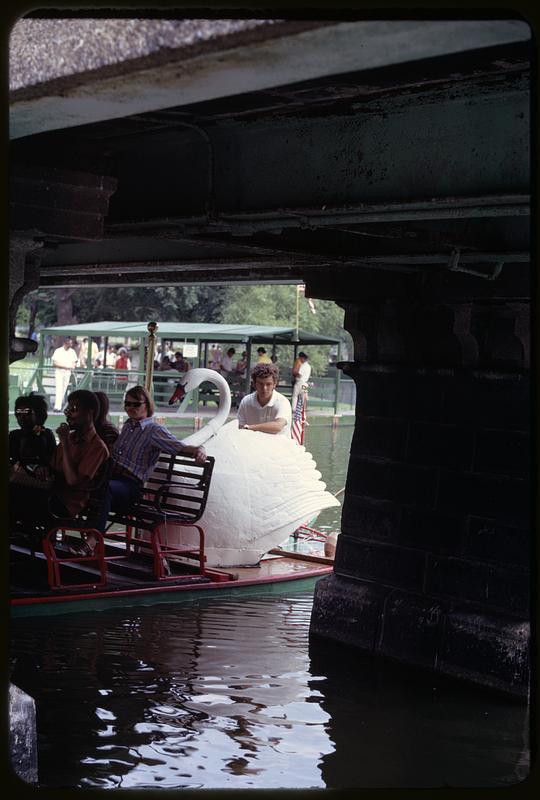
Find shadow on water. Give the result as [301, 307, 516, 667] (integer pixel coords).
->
[308, 635, 530, 789]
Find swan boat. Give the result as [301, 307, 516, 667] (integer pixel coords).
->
[10, 370, 339, 616]
[166, 368, 340, 567]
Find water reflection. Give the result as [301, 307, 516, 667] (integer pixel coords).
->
[11, 595, 333, 789]
[10, 591, 528, 789]
[309, 637, 529, 788]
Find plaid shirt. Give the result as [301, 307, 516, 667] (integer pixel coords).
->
[111, 416, 187, 483]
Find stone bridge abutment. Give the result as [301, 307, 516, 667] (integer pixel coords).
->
[307, 268, 530, 698]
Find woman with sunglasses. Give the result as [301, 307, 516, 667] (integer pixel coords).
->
[97, 385, 206, 532]
[9, 393, 57, 469]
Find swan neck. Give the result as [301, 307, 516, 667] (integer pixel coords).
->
[181, 369, 232, 446]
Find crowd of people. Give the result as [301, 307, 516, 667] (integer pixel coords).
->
[9, 358, 303, 556]
[50, 337, 197, 412]
[49, 335, 312, 411]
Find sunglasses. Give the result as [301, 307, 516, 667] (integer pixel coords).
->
[124, 400, 145, 408]
[14, 408, 33, 415]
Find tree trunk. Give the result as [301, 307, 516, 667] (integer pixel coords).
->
[54, 289, 77, 348]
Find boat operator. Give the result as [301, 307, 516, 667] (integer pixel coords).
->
[237, 363, 292, 436]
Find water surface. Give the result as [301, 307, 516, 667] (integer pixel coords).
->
[10, 593, 528, 789]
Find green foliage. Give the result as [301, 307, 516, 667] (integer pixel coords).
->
[69, 285, 232, 324]
[220, 285, 352, 375]
[17, 284, 351, 375]
[17, 286, 232, 330]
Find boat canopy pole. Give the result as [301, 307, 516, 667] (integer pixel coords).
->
[245, 338, 252, 396]
[334, 339, 342, 415]
[145, 321, 158, 394]
[36, 334, 45, 393]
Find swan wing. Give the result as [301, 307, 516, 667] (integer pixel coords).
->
[196, 421, 340, 565]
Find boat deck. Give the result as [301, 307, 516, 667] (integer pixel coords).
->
[10, 536, 333, 614]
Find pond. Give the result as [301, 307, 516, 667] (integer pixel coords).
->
[9, 424, 529, 789]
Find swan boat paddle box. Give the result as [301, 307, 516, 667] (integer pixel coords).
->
[10, 533, 333, 617]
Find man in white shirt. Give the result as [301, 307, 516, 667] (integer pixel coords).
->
[237, 363, 292, 436]
[51, 337, 78, 411]
[220, 347, 236, 374]
[291, 352, 312, 411]
[78, 337, 99, 368]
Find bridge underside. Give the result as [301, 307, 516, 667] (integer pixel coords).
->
[9, 20, 530, 697]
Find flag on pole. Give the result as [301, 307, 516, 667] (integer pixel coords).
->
[291, 389, 307, 445]
[298, 284, 316, 314]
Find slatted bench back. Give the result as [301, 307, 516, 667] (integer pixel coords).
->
[140, 453, 215, 522]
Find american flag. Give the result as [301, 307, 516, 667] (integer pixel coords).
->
[291, 389, 307, 445]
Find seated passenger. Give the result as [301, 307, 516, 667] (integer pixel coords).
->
[94, 391, 119, 453]
[237, 363, 292, 435]
[9, 390, 108, 531]
[9, 393, 56, 471]
[96, 385, 207, 532]
[173, 351, 191, 372]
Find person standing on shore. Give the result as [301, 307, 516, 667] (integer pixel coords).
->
[51, 337, 78, 412]
[291, 351, 311, 410]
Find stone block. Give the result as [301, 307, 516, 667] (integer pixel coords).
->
[406, 421, 474, 469]
[441, 375, 529, 430]
[341, 494, 400, 542]
[347, 455, 438, 507]
[474, 429, 530, 476]
[439, 610, 530, 698]
[425, 555, 529, 614]
[399, 507, 464, 555]
[354, 370, 412, 418]
[436, 470, 529, 524]
[352, 415, 409, 460]
[310, 573, 390, 649]
[335, 533, 425, 591]
[425, 554, 490, 604]
[377, 590, 445, 669]
[408, 373, 445, 422]
[465, 516, 530, 568]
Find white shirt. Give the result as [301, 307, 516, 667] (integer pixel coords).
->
[237, 390, 292, 436]
[52, 346, 78, 369]
[221, 354, 234, 372]
[295, 360, 312, 384]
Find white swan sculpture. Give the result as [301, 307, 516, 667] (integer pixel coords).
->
[161, 368, 340, 567]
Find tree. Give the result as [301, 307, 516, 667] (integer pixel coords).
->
[220, 285, 352, 375]
[16, 283, 352, 373]
[17, 284, 233, 333]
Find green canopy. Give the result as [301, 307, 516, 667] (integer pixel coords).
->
[40, 321, 340, 345]
[39, 321, 342, 412]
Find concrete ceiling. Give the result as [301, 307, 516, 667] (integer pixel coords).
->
[9, 18, 531, 294]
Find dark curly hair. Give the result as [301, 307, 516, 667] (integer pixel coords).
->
[250, 363, 279, 383]
[14, 393, 49, 425]
[94, 391, 111, 428]
[67, 389, 100, 419]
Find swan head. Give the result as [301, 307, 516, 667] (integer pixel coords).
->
[168, 368, 230, 405]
